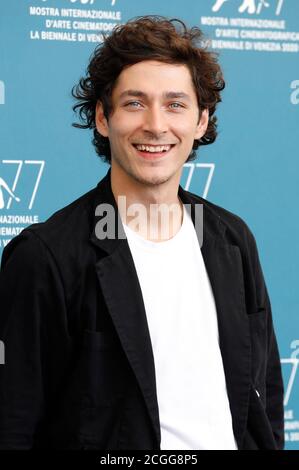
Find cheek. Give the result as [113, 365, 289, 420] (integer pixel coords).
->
[175, 123, 199, 143]
[108, 113, 142, 139]
[172, 113, 200, 137]
[107, 127, 130, 148]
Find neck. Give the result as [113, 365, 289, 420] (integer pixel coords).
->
[110, 164, 184, 242]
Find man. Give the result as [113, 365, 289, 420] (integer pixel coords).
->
[0, 16, 284, 450]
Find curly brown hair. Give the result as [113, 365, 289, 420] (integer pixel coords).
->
[72, 15, 225, 163]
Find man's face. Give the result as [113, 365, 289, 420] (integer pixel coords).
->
[96, 60, 209, 188]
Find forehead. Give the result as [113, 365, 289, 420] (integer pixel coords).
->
[112, 60, 196, 98]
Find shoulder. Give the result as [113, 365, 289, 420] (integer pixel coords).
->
[28, 186, 97, 242]
[183, 188, 257, 249]
[184, 191, 268, 311]
[1, 186, 98, 271]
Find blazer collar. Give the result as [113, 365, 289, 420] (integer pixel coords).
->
[89, 168, 251, 450]
[89, 167, 226, 253]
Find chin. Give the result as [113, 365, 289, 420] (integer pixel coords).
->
[135, 171, 172, 187]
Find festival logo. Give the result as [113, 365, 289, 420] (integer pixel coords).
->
[29, 0, 122, 43]
[212, 0, 285, 15]
[291, 80, 299, 105]
[0, 160, 44, 210]
[182, 163, 215, 199]
[281, 340, 299, 445]
[0, 177, 21, 210]
[202, 0, 298, 53]
[0, 160, 45, 249]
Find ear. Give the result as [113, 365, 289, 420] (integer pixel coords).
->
[194, 108, 209, 140]
[95, 101, 109, 137]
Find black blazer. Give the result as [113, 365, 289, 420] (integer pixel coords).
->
[0, 168, 284, 450]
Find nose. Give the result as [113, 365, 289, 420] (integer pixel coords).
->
[142, 104, 168, 137]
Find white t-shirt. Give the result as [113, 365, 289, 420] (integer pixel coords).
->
[122, 203, 238, 450]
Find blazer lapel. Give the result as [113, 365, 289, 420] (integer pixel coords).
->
[89, 169, 161, 447]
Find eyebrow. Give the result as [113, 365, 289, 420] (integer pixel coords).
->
[118, 89, 191, 101]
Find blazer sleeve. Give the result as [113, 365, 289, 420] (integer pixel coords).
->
[0, 229, 66, 449]
[246, 227, 285, 450]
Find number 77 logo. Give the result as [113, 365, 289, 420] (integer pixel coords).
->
[281, 358, 299, 407]
[1, 160, 45, 210]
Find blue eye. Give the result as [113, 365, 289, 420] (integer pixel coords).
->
[169, 102, 183, 109]
[126, 101, 142, 107]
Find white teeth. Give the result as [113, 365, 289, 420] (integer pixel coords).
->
[135, 144, 172, 153]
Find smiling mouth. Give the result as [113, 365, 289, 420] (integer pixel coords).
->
[132, 143, 175, 154]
